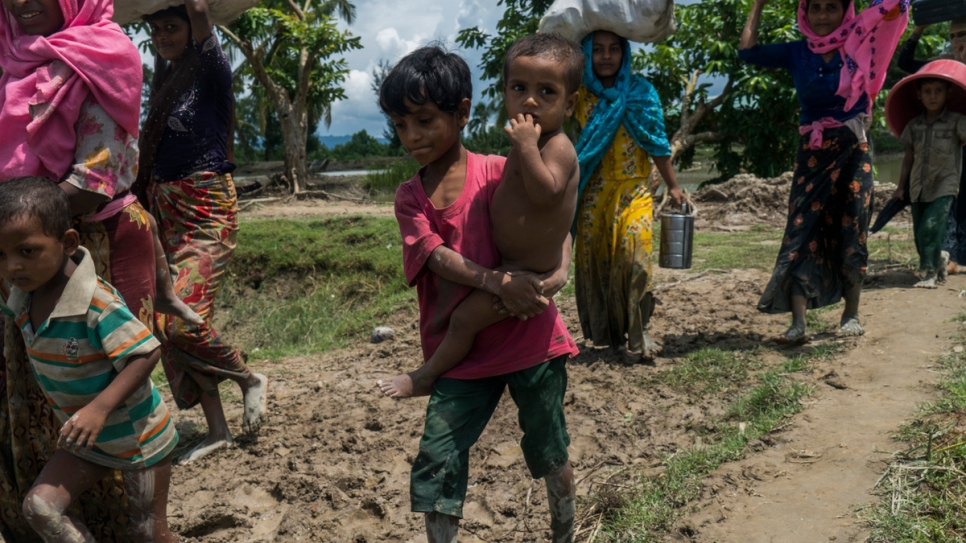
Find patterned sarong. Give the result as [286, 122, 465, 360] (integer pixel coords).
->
[149, 172, 250, 410]
[0, 201, 154, 542]
[574, 168, 656, 353]
[758, 127, 874, 313]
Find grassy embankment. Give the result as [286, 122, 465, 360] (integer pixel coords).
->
[860, 312, 966, 542]
[187, 214, 918, 541]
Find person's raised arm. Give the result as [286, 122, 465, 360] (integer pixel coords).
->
[505, 117, 576, 205]
[740, 0, 768, 50]
[897, 26, 929, 73]
[185, 0, 213, 44]
[426, 245, 548, 319]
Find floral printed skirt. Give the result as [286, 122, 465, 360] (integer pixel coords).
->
[574, 169, 655, 353]
[149, 173, 251, 410]
[758, 127, 874, 314]
[0, 201, 154, 542]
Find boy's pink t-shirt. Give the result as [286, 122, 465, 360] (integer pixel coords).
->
[395, 151, 579, 380]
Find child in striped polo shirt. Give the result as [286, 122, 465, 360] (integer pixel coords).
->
[0, 177, 179, 542]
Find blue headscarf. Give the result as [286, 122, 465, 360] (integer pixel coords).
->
[575, 33, 672, 204]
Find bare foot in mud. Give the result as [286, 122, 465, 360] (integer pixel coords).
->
[914, 272, 938, 289]
[938, 252, 950, 284]
[155, 290, 205, 326]
[241, 373, 269, 434]
[639, 333, 663, 364]
[377, 370, 433, 398]
[179, 434, 234, 464]
[775, 324, 809, 345]
[838, 316, 864, 337]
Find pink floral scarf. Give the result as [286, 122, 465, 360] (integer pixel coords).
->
[798, 0, 910, 112]
[0, 0, 141, 180]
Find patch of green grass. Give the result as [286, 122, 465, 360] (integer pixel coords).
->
[688, 224, 782, 271]
[590, 353, 813, 542]
[868, 229, 918, 267]
[365, 158, 421, 196]
[657, 348, 762, 394]
[217, 216, 414, 359]
[861, 329, 966, 541]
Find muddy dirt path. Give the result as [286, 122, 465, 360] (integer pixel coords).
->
[669, 276, 966, 543]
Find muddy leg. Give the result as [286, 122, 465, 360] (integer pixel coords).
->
[425, 512, 458, 543]
[22, 450, 112, 543]
[179, 391, 234, 464]
[123, 457, 178, 543]
[545, 461, 575, 543]
[778, 285, 808, 344]
[838, 282, 864, 337]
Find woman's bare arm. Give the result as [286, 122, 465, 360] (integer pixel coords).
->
[185, 0, 213, 44]
[740, 0, 768, 50]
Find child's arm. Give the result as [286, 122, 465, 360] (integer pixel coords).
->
[893, 147, 914, 201]
[426, 245, 549, 319]
[505, 116, 576, 205]
[59, 348, 161, 454]
[652, 156, 687, 208]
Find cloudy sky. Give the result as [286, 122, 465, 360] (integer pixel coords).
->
[320, 0, 503, 138]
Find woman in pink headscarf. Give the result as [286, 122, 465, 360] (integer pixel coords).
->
[0, 0, 175, 539]
[739, 0, 909, 343]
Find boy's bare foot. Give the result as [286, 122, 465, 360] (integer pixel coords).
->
[642, 332, 663, 358]
[774, 324, 809, 344]
[241, 373, 268, 435]
[178, 434, 233, 464]
[914, 272, 938, 289]
[948, 258, 960, 276]
[377, 371, 434, 398]
[938, 252, 950, 284]
[155, 292, 205, 326]
[838, 316, 864, 337]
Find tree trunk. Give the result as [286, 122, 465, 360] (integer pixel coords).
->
[278, 107, 309, 194]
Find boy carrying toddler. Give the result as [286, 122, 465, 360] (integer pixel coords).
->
[894, 76, 966, 288]
[376, 37, 581, 542]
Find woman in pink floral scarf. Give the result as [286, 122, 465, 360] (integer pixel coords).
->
[739, 0, 909, 343]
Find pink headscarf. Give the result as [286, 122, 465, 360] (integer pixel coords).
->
[0, 0, 142, 180]
[797, 0, 909, 112]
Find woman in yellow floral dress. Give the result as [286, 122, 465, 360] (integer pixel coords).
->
[573, 30, 686, 361]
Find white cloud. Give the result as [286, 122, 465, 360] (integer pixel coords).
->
[320, 0, 504, 137]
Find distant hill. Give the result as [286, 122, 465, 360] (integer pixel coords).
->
[318, 134, 388, 149]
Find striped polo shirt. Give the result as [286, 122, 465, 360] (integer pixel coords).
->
[0, 247, 178, 469]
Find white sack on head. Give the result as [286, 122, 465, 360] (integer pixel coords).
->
[538, 0, 676, 44]
[112, 0, 258, 26]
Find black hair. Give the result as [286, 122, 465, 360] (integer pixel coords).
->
[917, 77, 953, 90]
[378, 45, 472, 117]
[143, 4, 190, 24]
[805, 0, 851, 11]
[502, 34, 585, 95]
[0, 177, 72, 238]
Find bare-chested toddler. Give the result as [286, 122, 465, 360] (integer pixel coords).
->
[378, 34, 583, 398]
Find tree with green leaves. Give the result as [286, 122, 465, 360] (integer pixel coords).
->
[219, 0, 361, 193]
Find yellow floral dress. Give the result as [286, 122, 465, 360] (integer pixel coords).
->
[573, 86, 656, 353]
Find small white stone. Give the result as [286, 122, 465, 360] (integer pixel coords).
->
[371, 326, 395, 343]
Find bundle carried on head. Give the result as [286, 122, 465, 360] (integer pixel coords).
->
[537, 0, 676, 44]
[112, 0, 256, 25]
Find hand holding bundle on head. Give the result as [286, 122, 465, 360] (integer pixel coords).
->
[537, 0, 676, 43]
[112, 0, 256, 25]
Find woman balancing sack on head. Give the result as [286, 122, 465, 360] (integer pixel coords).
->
[0, 0, 200, 537]
[571, 29, 687, 364]
[138, 0, 268, 465]
[739, 0, 909, 344]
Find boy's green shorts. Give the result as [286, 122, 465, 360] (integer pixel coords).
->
[410, 356, 570, 518]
